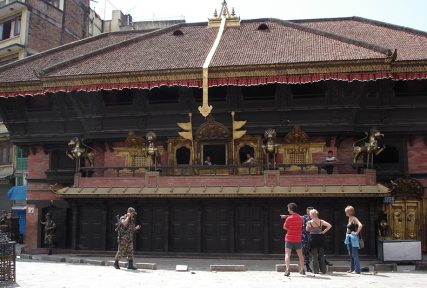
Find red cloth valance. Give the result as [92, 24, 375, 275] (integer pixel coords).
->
[1, 71, 427, 97]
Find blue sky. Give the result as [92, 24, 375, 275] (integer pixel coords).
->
[91, 0, 427, 32]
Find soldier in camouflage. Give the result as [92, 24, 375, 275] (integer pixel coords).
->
[40, 212, 56, 255]
[114, 207, 141, 270]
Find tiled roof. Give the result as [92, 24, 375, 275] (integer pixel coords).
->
[0, 17, 426, 88]
[0, 30, 149, 83]
[293, 17, 427, 61]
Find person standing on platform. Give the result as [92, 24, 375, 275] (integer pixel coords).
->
[282, 202, 305, 276]
[302, 207, 314, 272]
[40, 212, 56, 255]
[306, 209, 332, 274]
[114, 207, 141, 270]
[344, 206, 363, 274]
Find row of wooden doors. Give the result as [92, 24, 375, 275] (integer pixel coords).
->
[68, 198, 381, 255]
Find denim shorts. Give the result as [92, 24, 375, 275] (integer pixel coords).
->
[285, 241, 302, 250]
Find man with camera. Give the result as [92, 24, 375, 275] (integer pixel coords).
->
[114, 207, 141, 270]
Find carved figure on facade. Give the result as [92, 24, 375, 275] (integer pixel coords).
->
[66, 137, 96, 171]
[353, 127, 385, 169]
[262, 128, 278, 170]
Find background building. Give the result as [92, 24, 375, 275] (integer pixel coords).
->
[0, 0, 91, 65]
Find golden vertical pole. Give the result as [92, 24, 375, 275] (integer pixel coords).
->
[189, 112, 195, 164]
[231, 111, 235, 164]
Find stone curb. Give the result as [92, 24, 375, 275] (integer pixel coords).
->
[328, 266, 349, 272]
[84, 259, 106, 266]
[137, 263, 157, 270]
[275, 264, 299, 272]
[415, 263, 427, 271]
[210, 265, 246, 272]
[374, 263, 397, 272]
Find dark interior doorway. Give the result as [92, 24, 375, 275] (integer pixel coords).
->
[203, 144, 226, 165]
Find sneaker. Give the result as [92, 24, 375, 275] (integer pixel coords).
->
[284, 270, 290, 277]
[299, 269, 306, 275]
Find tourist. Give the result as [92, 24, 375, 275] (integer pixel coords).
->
[204, 155, 212, 166]
[302, 207, 314, 272]
[306, 209, 332, 274]
[242, 153, 256, 165]
[344, 205, 363, 274]
[283, 202, 305, 276]
[322, 150, 337, 174]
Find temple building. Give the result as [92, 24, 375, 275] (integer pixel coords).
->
[0, 1, 426, 255]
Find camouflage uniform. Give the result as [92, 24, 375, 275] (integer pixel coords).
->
[302, 214, 310, 266]
[43, 219, 56, 248]
[115, 214, 136, 260]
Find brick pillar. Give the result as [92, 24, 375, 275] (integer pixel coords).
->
[24, 204, 39, 253]
[364, 169, 377, 185]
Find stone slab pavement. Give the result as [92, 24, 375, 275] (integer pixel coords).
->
[4, 261, 427, 288]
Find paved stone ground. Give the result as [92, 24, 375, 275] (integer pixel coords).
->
[3, 260, 427, 288]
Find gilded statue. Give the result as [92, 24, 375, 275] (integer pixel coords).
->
[262, 128, 278, 170]
[145, 131, 160, 171]
[353, 127, 385, 169]
[66, 137, 96, 171]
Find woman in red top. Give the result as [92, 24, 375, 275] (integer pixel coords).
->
[282, 202, 305, 276]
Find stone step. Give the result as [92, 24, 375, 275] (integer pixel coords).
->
[84, 259, 106, 266]
[176, 265, 188, 272]
[275, 264, 301, 272]
[415, 263, 427, 271]
[136, 263, 157, 270]
[327, 265, 349, 272]
[65, 257, 84, 264]
[210, 264, 246, 272]
[374, 263, 397, 272]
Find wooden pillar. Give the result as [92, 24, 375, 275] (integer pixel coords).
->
[197, 201, 202, 253]
[368, 200, 377, 255]
[164, 200, 170, 252]
[333, 202, 341, 255]
[263, 202, 270, 254]
[230, 200, 236, 253]
[101, 201, 107, 251]
[71, 201, 78, 250]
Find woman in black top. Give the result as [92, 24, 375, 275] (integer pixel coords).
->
[345, 206, 363, 274]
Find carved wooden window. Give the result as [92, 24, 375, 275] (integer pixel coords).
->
[287, 148, 307, 164]
[132, 155, 149, 167]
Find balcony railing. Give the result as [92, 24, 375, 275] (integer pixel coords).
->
[15, 158, 27, 171]
[0, 0, 25, 9]
[79, 163, 364, 177]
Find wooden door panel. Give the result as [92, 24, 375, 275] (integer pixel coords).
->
[236, 205, 264, 253]
[78, 206, 105, 250]
[203, 206, 231, 252]
[170, 206, 199, 252]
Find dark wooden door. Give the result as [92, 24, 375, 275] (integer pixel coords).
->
[235, 204, 264, 253]
[78, 205, 106, 250]
[203, 205, 232, 253]
[137, 206, 168, 252]
[269, 206, 285, 253]
[170, 206, 200, 252]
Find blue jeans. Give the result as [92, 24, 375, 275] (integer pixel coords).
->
[347, 243, 360, 273]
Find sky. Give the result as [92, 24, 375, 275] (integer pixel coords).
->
[91, 0, 427, 32]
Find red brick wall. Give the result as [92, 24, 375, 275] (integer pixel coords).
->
[27, 146, 56, 201]
[407, 136, 427, 197]
[408, 136, 427, 174]
[25, 204, 40, 253]
[27, 0, 89, 53]
[64, 0, 90, 40]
